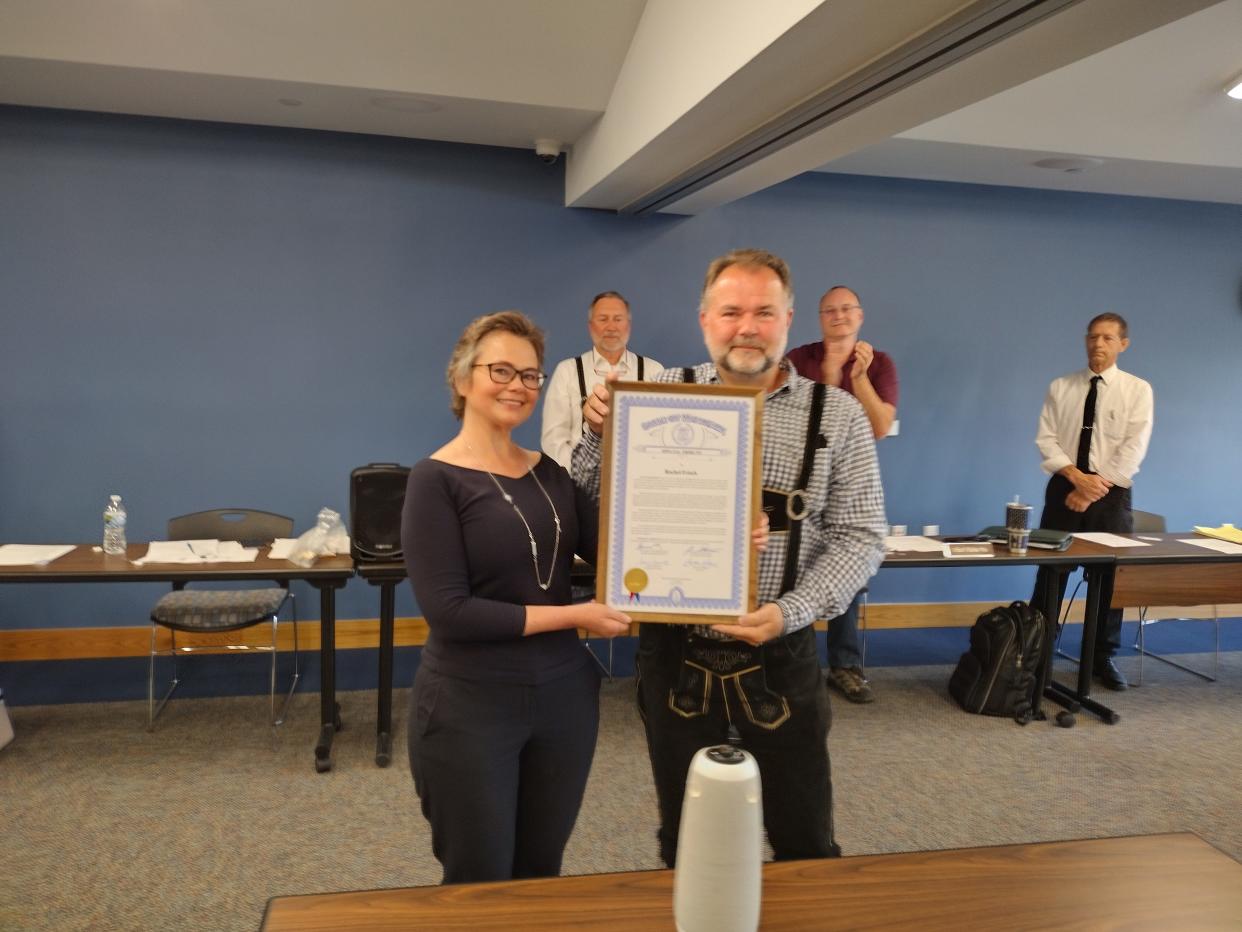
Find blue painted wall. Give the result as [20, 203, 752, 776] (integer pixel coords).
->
[2, 105, 1240, 667]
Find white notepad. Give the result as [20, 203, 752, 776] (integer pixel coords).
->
[132, 540, 259, 564]
[0, 544, 76, 566]
[1072, 532, 1150, 548]
[1179, 537, 1242, 555]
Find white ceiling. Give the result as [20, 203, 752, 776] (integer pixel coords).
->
[1, 0, 1238, 212]
[820, 0, 1242, 204]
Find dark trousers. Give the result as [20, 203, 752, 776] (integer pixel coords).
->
[407, 661, 600, 884]
[635, 624, 837, 867]
[1033, 474, 1133, 658]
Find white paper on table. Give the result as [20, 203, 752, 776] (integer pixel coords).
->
[131, 541, 198, 564]
[0, 544, 76, 566]
[1178, 537, 1242, 555]
[212, 540, 258, 562]
[268, 538, 297, 560]
[133, 540, 259, 564]
[1072, 532, 1150, 548]
[885, 535, 946, 553]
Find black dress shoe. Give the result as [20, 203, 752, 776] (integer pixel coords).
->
[1094, 658, 1129, 691]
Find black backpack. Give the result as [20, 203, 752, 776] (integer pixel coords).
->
[948, 601, 1048, 725]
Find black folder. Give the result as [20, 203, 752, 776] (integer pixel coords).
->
[977, 526, 1073, 551]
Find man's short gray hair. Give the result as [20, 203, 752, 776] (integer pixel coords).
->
[700, 248, 793, 310]
[1088, 312, 1128, 339]
[589, 291, 630, 314]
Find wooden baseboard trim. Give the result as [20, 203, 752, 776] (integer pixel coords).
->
[0, 617, 430, 662]
[2, 601, 1236, 662]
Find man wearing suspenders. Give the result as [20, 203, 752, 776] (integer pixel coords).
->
[573, 250, 886, 864]
[541, 291, 664, 469]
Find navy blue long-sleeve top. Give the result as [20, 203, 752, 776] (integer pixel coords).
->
[401, 455, 598, 685]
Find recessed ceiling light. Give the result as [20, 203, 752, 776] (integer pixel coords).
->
[370, 95, 443, 114]
[1226, 75, 1242, 100]
[1032, 157, 1105, 174]
[278, 98, 303, 108]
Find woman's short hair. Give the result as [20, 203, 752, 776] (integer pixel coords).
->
[446, 310, 546, 420]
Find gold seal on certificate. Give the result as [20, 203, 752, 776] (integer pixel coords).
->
[596, 381, 763, 623]
[623, 567, 649, 596]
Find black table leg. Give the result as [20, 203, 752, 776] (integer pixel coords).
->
[1046, 564, 1120, 724]
[315, 583, 343, 772]
[1033, 567, 1062, 721]
[376, 581, 395, 767]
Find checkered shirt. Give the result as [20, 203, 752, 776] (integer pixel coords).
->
[571, 360, 887, 636]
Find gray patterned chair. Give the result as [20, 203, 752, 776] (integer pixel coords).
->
[148, 509, 298, 732]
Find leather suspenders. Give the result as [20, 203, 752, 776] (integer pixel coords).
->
[577, 354, 646, 405]
[681, 367, 826, 597]
[783, 382, 826, 595]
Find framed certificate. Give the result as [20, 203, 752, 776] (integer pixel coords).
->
[596, 381, 763, 623]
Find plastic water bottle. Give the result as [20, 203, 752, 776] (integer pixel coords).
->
[102, 494, 127, 555]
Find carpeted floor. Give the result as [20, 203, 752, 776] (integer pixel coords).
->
[2, 652, 1240, 931]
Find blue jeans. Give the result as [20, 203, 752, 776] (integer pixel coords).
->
[826, 592, 863, 669]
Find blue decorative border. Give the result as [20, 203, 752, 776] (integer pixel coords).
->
[608, 392, 752, 613]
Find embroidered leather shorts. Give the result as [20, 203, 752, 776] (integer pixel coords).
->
[668, 632, 791, 730]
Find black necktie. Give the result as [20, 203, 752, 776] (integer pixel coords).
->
[1076, 375, 1102, 472]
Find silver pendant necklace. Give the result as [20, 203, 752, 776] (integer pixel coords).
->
[466, 442, 561, 590]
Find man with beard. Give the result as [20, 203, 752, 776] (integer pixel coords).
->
[573, 249, 886, 864]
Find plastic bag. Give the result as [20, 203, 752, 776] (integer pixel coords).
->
[288, 507, 350, 567]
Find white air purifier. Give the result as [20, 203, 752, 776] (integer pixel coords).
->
[673, 744, 762, 932]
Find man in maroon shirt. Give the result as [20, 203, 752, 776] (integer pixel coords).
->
[787, 285, 899, 703]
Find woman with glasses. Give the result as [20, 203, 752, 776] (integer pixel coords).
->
[401, 310, 632, 884]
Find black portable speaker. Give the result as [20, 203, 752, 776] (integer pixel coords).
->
[350, 463, 411, 562]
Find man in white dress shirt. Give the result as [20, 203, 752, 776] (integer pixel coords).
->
[541, 292, 664, 468]
[1033, 312, 1153, 690]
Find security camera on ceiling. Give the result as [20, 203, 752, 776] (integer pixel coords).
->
[534, 139, 562, 164]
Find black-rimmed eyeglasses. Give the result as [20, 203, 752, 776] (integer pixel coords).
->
[472, 363, 546, 390]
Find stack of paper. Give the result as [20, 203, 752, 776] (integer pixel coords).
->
[884, 535, 946, 553]
[132, 540, 259, 565]
[268, 538, 298, 560]
[1072, 532, 1150, 548]
[1194, 524, 1242, 545]
[1180, 537, 1242, 555]
[0, 544, 76, 566]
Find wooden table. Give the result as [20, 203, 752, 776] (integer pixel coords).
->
[262, 832, 1242, 931]
[1104, 532, 1242, 683]
[1109, 533, 1242, 605]
[0, 544, 354, 771]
